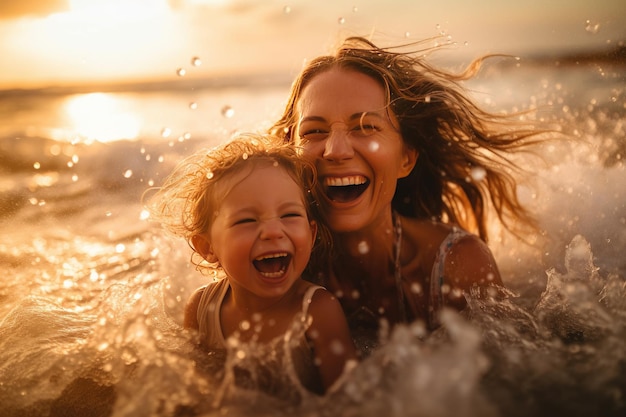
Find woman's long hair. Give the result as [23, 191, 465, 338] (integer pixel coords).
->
[270, 36, 549, 241]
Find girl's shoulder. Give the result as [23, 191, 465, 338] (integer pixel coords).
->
[183, 279, 228, 329]
[296, 281, 339, 315]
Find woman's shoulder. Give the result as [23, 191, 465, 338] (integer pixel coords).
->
[401, 217, 455, 261]
[404, 217, 502, 287]
[402, 217, 483, 247]
[400, 216, 492, 272]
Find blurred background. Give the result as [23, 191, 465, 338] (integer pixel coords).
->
[1, 0, 624, 90]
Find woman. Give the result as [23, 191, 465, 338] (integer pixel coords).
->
[270, 36, 543, 338]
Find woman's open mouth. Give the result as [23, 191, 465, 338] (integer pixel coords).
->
[253, 253, 291, 278]
[324, 175, 370, 203]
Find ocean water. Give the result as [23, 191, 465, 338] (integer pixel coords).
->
[0, 60, 624, 417]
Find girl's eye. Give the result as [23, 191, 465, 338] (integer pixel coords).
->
[233, 218, 255, 225]
[282, 212, 304, 219]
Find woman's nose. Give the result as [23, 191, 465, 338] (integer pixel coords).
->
[323, 128, 354, 161]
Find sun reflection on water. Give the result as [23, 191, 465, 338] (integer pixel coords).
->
[64, 93, 142, 143]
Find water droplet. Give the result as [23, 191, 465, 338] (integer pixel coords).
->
[330, 340, 346, 355]
[33, 162, 40, 169]
[338, 17, 345, 24]
[115, 243, 126, 253]
[191, 56, 202, 66]
[470, 166, 487, 182]
[405, 31, 411, 38]
[584, 19, 600, 34]
[176, 68, 186, 77]
[239, 320, 251, 331]
[242, 153, 249, 160]
[352, 6, 358, 12]
[206, 170, 214, 179]
[123, 169, 133, 178]
[283, 5, 291, 14]
[357, 240, 369, 254]
[161, 127, 172, 138]
[410, 282, 422, 294]
[221, 105, 235, 118]
[189, 102, 198, 110]
[424, 95, 431, 103]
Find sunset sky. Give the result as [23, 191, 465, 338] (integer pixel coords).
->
[0, 0, 624, 90]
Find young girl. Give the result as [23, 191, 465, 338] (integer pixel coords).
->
[148, 133, 357, 400]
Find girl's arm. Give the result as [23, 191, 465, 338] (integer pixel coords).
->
[306, 289, 358, 391]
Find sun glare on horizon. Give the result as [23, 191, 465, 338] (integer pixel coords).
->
[64, 93, 142, 143]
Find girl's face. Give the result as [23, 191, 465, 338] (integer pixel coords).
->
[294, 68, 417, 233]
[201, 163, 317, 302]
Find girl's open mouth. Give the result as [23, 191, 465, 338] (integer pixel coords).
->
[253, 253, 291, 278]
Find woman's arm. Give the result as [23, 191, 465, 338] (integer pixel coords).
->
[306, 289, 358, 391]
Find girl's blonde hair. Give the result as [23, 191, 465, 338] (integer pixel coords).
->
[147, 133, 330, 273]
[270, 36, 550, 241]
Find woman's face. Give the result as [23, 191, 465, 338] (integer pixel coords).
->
[294, 68, 417, 233]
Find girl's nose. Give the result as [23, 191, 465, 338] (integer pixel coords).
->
[259, 218, 285, 240]
[323, 127, 354, 161]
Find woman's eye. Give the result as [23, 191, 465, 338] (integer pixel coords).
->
[300, 129, 328, 141]
[353, 124, 379, 136]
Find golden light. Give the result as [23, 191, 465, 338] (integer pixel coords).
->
[68, 0, 169, 16]
[3, 0, 182, 86]
[64, 93, 142, 142]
